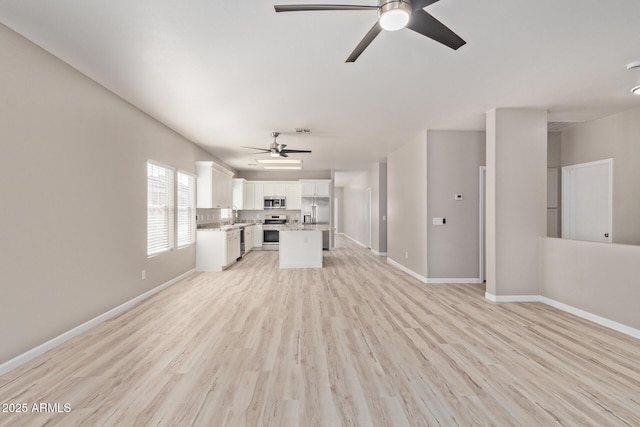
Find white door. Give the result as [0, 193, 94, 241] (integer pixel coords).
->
[562, 159, 613, 243]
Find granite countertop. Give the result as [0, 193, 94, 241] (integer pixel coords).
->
[281, 224, 334, 232]
[197, 222, 333, 232]
[197, 222, 260, 231]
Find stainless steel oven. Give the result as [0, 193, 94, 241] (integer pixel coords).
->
[262, 215, 287, 250]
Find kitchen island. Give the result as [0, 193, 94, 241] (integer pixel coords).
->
[279, 227, 324, 269]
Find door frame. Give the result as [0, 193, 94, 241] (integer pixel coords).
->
[479, 166, 486, 282]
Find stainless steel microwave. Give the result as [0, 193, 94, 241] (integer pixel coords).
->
[264, 197, 286, 209]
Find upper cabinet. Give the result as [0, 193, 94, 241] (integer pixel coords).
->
[263, 182, 286, 198]
[300, 180, 331, 197]
[285, 182, 301, 210]
[196, 161, 234, 209]
[232, 178, 246, 210]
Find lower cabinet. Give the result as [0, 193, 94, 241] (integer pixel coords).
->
[254, 225, 263, 248]
[244, 225, 255, 253]
[196, 229, 240, 272]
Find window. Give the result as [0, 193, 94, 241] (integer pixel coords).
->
[177, 171, 196, 247]
[147, 161, 174, 256]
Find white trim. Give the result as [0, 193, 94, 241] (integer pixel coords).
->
[386, 258, 427, 283]
[0, 269, 196, 377]
[371, 249, 388, 256]
[484, 293, 640, 340]
[342, 233, 367, 248]
[428, 278, 483, 284]
[540, 296, 640, 340]
[485, 293, 541, 303]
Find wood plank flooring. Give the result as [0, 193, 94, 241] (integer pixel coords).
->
[1, 235, 639, 426]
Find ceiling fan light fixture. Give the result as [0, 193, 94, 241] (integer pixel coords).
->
[270, 149, 280, 157]
[378, 1, 411, 31]
[632, 85, 640, 95]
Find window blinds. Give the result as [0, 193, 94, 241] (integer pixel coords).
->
[147, 161, 174, 256]
[177, 171, 196, 247]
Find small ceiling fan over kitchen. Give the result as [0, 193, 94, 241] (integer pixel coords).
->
[274, 0, 465, 62]
[242, 132, 312, 158]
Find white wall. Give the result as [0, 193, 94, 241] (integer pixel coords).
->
[0, 23, 221, 365]
[387, 133, 428, 279]
[427, 131, 485, 280]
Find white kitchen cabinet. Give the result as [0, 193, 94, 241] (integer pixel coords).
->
[253, 183, 264, 210]
[196, 161, 234, 209]
[244, 225, 254, 253]
[244, 182, 256, 210]
[262, 182, 286, 198]
[225, 229, 240, 265]
[300, 180, 331, 197]
[254, 224, 263, 248]
[232, 178, 246, 210]
[196, 229, 240, 272]
[286, 182, 302, 210]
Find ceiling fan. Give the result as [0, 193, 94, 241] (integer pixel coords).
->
[274, 0, 465, 62]
[242, 132, 312, 158]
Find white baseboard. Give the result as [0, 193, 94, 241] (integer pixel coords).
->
[386, 258, 427, 283]
[428, 278, 483, 284]
[485, 293, 541, 303]
[0, 269, 196, 377]
[484, 293, 640, 340]
[540, 296, 640, 340]
[342, 233, 367, 248]
[371, 249, 388, 257]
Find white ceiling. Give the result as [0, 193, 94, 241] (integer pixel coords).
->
[1, 0, 640, 172]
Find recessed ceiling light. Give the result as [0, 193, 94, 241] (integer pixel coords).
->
[631, 85, 640, 95]
[256, 159, 302, 164]
[263, 166, 302, 170]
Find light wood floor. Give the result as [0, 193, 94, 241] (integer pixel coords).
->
[1, 236, 639, 426]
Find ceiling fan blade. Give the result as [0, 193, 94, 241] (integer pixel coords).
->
[411, 0, 440, 12]
[346, 21, 382, 62]
[241, 146, 270, 152]
[278, 144, 287, 150]
[274, 4, 378, 12]
[407, 9, 465, 50]
[280, 152, 289, 157]
[281, 149, 312, 154]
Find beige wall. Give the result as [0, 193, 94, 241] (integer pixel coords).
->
[486, 109, 547, 296]
[427, 131, 485, 279]
[378, 163, 388, 254]
[548, 132, 562, 167]
[541, 238, 640, 329]
[0, 23, 219, 364]
[560, 108, 640, 245]
[334, 187, 344, 234]
[387, 133, 427, 278]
